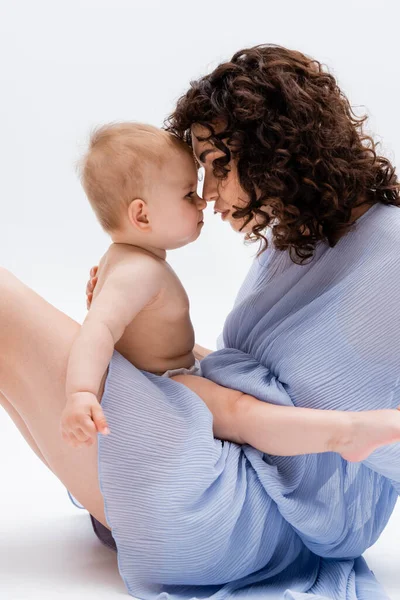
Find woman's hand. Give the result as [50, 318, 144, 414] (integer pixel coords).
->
[335, 407, 400, 462]
[86, 265, 98, 309]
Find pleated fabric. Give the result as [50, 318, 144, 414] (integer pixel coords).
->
[98, 203, 400, 600]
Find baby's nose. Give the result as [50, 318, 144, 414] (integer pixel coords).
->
[197, 195, 207, 210]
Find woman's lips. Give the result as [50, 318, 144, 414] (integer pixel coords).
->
[214, 208, 230, 221]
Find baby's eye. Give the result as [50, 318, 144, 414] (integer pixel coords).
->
[185, 191, 196, 201]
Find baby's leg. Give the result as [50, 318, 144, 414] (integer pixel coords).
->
[0, 268, 109, 528]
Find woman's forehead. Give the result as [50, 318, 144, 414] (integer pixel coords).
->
[191, 123, 210, 140]
[191, 129, 227, 166]
[191, 128, 212, 162]
[191, 125, 218, 157]
[191, 121, 226, 140]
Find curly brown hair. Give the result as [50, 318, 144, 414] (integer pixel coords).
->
[165, 44, 400, 263]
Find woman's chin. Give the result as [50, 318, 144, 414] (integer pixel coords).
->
[229, 218, 252, 235]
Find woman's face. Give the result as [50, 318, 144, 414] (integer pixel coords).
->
[191, 124, 254, 234]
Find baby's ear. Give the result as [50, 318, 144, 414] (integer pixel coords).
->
[127, 199, 150, 231]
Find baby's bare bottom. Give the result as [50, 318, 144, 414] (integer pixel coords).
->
[0, 268, 110, 529]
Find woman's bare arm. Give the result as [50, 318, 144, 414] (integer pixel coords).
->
[170, 374, 343, 451]
[193, 343, 214, 361]
[171, 374, 400, 462]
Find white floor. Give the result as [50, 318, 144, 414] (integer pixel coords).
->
[1, 409, 399, 599]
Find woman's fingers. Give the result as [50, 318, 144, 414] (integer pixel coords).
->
[86, 277, 97, 295]
[90, 266, 98, 277]
[86, 276, 98, 310]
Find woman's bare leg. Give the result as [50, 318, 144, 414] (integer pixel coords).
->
[0, 268, 109, 528]
[0, 389, 50, 467]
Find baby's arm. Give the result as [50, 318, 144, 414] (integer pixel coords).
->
[62, 257, 163, 447]
[86, 268, 214, 362]
[171, 375, 400, 462]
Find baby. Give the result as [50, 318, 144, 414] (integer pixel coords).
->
[61, 122, 400, 463]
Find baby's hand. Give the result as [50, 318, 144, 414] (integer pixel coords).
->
[60, 391, 110, 448]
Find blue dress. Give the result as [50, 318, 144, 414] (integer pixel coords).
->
[96, 203, 400, 600]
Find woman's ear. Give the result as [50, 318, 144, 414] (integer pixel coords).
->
[127, 199, 151, 231]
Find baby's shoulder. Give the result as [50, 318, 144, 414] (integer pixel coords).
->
[105, 244, 168, 280]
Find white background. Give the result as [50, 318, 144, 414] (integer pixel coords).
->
[1, 0, 400, 598]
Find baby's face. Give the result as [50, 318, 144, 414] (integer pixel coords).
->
[147, 147, 206, 250]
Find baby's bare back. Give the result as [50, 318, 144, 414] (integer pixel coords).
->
[93, 244, 195, 374]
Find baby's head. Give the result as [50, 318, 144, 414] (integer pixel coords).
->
[79, 122, 206, 250]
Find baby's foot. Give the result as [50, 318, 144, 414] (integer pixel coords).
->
[338, 407, 400, 462]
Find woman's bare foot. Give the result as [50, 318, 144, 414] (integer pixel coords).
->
[336, 407, 400, 462]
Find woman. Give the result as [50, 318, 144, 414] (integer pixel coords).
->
[1, 45, 399, 600]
